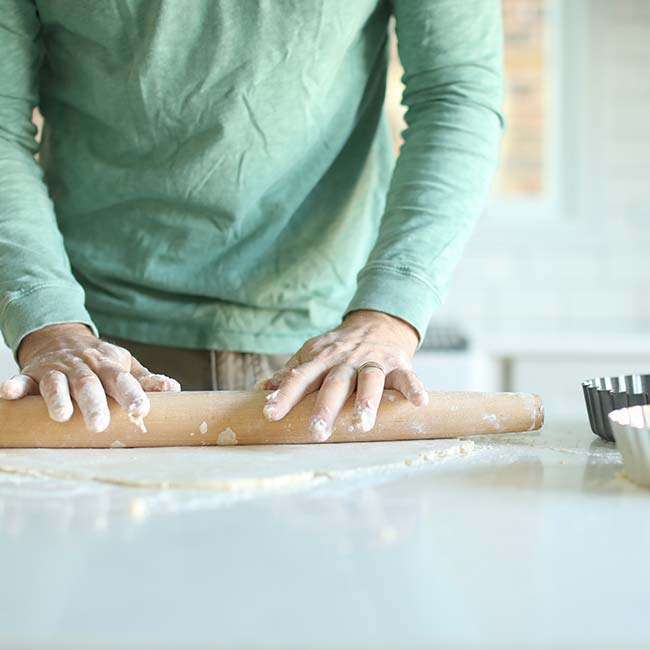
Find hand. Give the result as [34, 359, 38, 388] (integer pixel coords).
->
[261, 310, 428, 441]
[0, 323, 180, 432]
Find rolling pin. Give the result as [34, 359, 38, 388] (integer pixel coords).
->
[0, 390, 543, 448]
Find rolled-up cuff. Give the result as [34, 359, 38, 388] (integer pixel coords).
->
[345, 266, 441, 345]
[1, 283, 98, 357]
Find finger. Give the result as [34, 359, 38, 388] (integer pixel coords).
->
[353, 365, 386, 433]
[39, 370, 74, 422]
[386, 368, 429, 406]
[262, 360, 326, 421]
[0, 374, 38, 400]
[139, 373, 181, 392]
[68, 367, 111, 433]
[310, 364, 357, 442]
[130, 357, 181, 392]
[100, 366, 150, 428]
[264, 354, 304, 390]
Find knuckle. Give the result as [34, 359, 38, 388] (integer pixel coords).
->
[329, 341, 348, 356]
[97, 362, 124, 380]
[289, 367, 305, 380]
[41, 369, 61, 384]
[106, 343, 132, 367]
[323, 373, 346, 389]
[406, 370, 420, 384]
[301, 338, 319, 355]
[73, 373, 99, 391]
[80, 346, 100, 360]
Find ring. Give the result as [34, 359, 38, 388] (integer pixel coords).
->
[358, 361, 385, 375]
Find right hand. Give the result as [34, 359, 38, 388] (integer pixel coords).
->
[0, 323, 180, 432]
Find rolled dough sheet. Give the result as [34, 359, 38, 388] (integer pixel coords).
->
[0, 439, 475, 492]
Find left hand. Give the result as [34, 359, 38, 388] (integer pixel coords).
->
[261, 310, 428, 441]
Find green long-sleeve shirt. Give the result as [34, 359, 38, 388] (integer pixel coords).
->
[0, 0, 503, 356]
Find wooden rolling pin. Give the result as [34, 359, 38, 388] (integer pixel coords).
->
[0, 390, 543, 448]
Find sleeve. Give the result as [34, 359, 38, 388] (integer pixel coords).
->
[0, 0, 97, 355]
[346, 0, 504, 340]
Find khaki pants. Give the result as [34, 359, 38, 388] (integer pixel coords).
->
[107, 337, 290, 391]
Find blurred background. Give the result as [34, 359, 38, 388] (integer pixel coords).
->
[1, 0, 648, 420]
[401, 0, 650, 418]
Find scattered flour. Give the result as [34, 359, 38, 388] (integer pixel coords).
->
[217, 427, 238, 446]
[482, 414, 502, 431]
[310, 418, 330, 442]
[0, 440, 478, 493]
[354, 407, 374, 433]
[127, 411, 147, 433]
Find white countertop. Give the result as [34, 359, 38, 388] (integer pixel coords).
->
[0, 420, 647, 650]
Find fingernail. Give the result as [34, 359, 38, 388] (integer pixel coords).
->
[160, 377, 181, 392]
[265, 389, 280, 402]
[128, 397, 149, 417]
[413, 391, 429, 406]
[87, 411, 110, 433]
[51, 403, 73, 422]
[1, 377, 22, 399]
[147, 374, 181, 392]
[263, 403, 279, 421]
[309, 417, 331, 442]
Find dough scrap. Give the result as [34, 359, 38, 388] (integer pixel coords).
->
[0, 439, 475, 493]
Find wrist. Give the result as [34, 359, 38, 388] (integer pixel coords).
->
[344, 309, 420, 351]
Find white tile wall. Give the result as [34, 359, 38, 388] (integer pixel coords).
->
[432, 1, 650, 339]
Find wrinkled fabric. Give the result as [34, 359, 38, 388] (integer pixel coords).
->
[0, 0, 503, 355]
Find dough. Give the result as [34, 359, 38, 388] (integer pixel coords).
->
[0, 439, 475, 492]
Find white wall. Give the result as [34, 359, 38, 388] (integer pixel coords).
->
[432, 0, 650, 338]
[0, 345, 18, 380]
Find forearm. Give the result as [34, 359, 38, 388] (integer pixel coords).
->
[348, 0, 504, 339]
[0, 0, 96, 354]
[0, 139, 97, 353]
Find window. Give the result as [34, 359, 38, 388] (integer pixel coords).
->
[386, 0, 555, 206]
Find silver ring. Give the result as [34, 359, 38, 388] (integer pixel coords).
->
[358, 361, 385, 375]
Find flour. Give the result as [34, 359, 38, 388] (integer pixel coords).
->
[512, 391, 543, 430]
[0, 439, 478, 493]
[217, 427, 238, 446]
[310, 417, 330, 442]
[482, 414, 502, 431]
[353, 406, 374, 433]
[127, 410, 147, 433]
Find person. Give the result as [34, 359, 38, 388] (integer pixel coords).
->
[0, 1, 503, 440]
